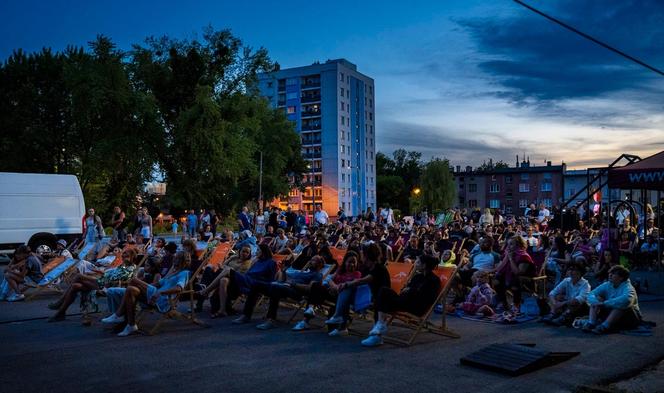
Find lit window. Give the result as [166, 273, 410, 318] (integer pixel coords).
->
[490, 200, 500, 208]
[519, 183, 530, 193]
[287, 106, 296, 114]
[490, 183, 500, 193]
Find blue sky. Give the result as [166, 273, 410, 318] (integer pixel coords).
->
[2, 0, 663, 168]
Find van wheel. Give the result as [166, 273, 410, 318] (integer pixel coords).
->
[28, 233, 57, 253]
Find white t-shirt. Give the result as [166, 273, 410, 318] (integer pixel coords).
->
[537, 209, 550, 223]
[314, 210, 329, 225]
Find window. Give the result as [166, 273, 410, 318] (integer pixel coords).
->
[369, 112, 373, 120]
[341, 189, 346, 197]
[568, 188, 576, 197]
[287, 106, 296, 114]
[369, 99, 373, 107]
[505, 206, 513, 214]
[542, 198, 552, 207]
[459, 184, 465, 190]
[490, 199, 501, 209]
[347, 90, 350, 99]
[490, 183, 500, 193]
[521, 173, 529, 180]
[341, 102, 345, 111]
[286, 78, 298, 86]
[286, 92, 298, 100]
[341, 116, 345, 125]
[541, 182, 552, 192]
[519, 183, 530, 193]
[340, 87, 345, 96]
[505, 175, 513, 184]
[341, 145, 345, 154]
[267, 82, 273, 88]
[340, 72, 344, 81]
[341, 173, 345, 182]
[469, 199, 478, 208]
[341, 130, 344, 140]
[341, 159, 345, 167]
[519, 199, 529, 208]
[543, 172, 552, 179]
[468, 184, 477, 192]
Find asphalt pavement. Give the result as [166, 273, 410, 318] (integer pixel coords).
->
[1, 294, 663, 393]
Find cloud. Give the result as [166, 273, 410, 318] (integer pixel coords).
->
[458, 0, 664, 102]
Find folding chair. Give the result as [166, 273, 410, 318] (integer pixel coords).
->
[521, 249, 551, 299]
[138, 245, 216, 335]
[386, 261, 415, 293]
[25, 257, 79, 300]
[383, 264, 460, 346]
[329, 247, 346, 265]
[77, 242, 97, 261]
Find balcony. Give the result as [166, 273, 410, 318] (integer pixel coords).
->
[301, 110, 321, 117]
[302, 137, 322, 145]
[301, 95, 321, 103]
[302, 152, 322, 159]
[301, 123, 321, 131]
[301, 80, 321, 89]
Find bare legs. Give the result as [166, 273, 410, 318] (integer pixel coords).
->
[115, 278, 148, 326]
[52, 274, 99, 318]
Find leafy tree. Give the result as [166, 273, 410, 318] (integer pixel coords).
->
[376, 149, 422, 213]
[420, 158, 456, 212]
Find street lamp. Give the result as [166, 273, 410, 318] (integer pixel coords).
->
[413, 187, 421, 196]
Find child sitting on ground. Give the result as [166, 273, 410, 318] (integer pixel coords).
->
[461, 270, 495, 316]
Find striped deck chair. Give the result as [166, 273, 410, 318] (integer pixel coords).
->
[382, 264, 460, 346]
[77, 242, 97, 261]
[138, 244, 218, 335]
[25, 257, 79, 300]
[386, 261, 415, 293]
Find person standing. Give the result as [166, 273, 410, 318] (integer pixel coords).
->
[140, 207, 153, 242]
[186, 209, 198, 238]
[337, 207, 347, 224]
[268, 207, 279, 231]
[285, 206, 297, 233]
[314, 205, 329, 226]
[209, 209, 220, 237]
[83, 208, 105, 244]
[110, 206, 126, 242]
[237, 206, 252, 232]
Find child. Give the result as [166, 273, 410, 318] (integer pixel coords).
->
[462, 270, 495, 316]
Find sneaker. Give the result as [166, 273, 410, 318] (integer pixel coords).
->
[591, 323, 610, 335]
[47, 314, 66, 323]
[369, 321, 388, 336]
[303, 306, 315, 317]
[582, 321, 597, 333]
[324, 316, 344, 325]
[550, 316, 567, 327]
[256, 320, 276, 330]
[48, 301, 63, 310]
[7, 293, 25, 302]
[232, 315, 250, 324]
[117, 324, 139, 337]
[328, 328, 349, 337]
[292, 320, 310, 331]
[101, 314, 125, 324]
[361, 334, 384, 347]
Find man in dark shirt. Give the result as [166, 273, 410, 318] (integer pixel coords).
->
[285, 206, 297, 233]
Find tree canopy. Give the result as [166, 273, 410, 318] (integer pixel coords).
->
[0, 28, 305, 216]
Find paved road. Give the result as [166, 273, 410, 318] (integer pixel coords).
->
[1, 296, 662, 393]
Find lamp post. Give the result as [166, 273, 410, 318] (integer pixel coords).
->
[258, 150, 263, 210]
[310, 158, 316, 221]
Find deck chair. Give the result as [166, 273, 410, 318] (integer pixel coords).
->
[386, 261, 415, 293]
[77, 242, 97, 261]
[521, 249, 551, 299]
[286, 263, 337, 322]
[25, 257, 79, 300]
[382, 264, 460, 346]
[329, 247, 346, 265]
[138, 245, 217, 335]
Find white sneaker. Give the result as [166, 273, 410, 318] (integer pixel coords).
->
[369, 321, 387, 336]
[117, 324, 139, 337]
[303, 306, 315, 317]
[101, 314, 124, 324]
[324, 316, 344, 325]
[292, 320, 310, 331]
[328, 328, 349, 337]
[7, 293, 25, 302]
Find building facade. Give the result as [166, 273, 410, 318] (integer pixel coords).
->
[258, 59, 376, 216]
[454, 159, 565, 216]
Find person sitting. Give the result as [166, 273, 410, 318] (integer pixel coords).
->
[361, 255, 441, 347]
[100, 251, 191, 336]
[196, 245, 254, 317]
[250, 256, 326, 330]
[230, 244, 278, 324]
[1, 245, 44, 302]
[324, 243, 390, 336]
[542, 263, 590, 326]
[402, 237, 422, 261]
[47, 248, 138, 321]
[438, 249, 456, 266]
[460, 237, 499, 287]
[291, 251, 361, 332]
[493, 235, 535, 313]
[270, 228, 289, 254]
[638, 235, 659, 269]
[136, 257, 162, 285]
[461, 270, 495, 316]
[234, 230, 258, 255]
[593, 249, 617, 283]
[583, 265, 642, 334]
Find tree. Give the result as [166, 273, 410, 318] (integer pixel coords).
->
[375, 149, 422, 213]
[420, 158, 456, 212]
[128, 27, 304, 213]
[475, 158, 509, 172]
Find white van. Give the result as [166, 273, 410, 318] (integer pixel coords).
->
[0, 172, 85, 252]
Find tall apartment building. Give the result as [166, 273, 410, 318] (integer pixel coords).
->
[258, 59, 376, 216]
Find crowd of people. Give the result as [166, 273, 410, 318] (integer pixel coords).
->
[1, 200, 659, 347]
